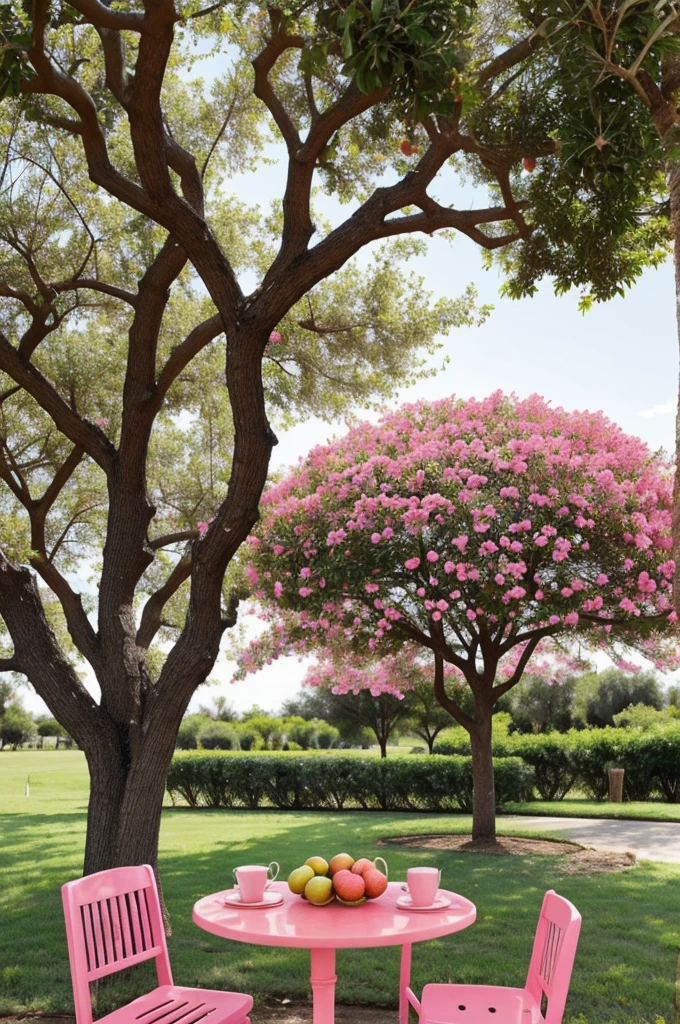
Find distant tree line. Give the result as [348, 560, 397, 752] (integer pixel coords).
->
[176, 668, 673, 756]
[0, 680, 72, 750]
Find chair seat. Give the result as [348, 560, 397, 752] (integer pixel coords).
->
[419, 983, 542, 1024]
[96, 984, 253, 1024]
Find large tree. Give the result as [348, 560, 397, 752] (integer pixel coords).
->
[0, 0, 671, 876]
[237, 392, 678, 841]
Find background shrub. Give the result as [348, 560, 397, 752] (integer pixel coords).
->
[167, 752, 534, 811]
[197, 721, 241, 751]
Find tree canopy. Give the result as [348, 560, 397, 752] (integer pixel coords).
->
[238, 390, 678, 838]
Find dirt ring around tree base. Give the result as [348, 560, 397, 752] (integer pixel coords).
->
[380, 834, 637, 874]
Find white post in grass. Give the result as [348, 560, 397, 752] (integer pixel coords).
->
[25, 775, 30, 797]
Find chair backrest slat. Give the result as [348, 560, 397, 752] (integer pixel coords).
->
[525, 890, 581, 1024]
[107, 895, 124, 963]
[137, 887, 154, 950]
[62, 865, 173, 1024]
[128, 889, 145, 956]
[117, 893, 133, 959]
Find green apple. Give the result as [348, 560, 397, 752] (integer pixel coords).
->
[288, 865, 315, 894]
[305, 856, 329, 876]
[305, 876, 334, 905]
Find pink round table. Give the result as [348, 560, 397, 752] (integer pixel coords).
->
[193, 881, 476, 1024]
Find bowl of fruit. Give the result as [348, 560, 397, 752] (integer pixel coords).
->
[287, 853, 388, 906]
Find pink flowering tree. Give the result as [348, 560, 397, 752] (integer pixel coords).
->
[237, 392, 678, 842]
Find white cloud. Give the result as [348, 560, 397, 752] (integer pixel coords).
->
[640, 400, 675, 418]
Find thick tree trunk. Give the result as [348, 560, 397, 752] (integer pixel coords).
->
[468, 707, 496, 843]
[82, 741, 172, 875]
[82, 697, 188, 875]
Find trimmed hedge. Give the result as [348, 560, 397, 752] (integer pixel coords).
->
[167, 752, 534, 811]
[434, 726, 680, 802]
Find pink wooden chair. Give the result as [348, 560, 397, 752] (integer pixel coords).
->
[405, 890, 581, 1024]
[62, 865, 253, 1024]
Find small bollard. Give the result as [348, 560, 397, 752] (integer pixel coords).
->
[25, 775, 30, 797]
[608, 767, 624, 803]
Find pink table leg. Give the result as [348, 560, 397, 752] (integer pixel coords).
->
[399, 944, 412, 1024]
[310, 947, 337, 1024]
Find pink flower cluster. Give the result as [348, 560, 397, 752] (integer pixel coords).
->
[236, 392, 678, 684]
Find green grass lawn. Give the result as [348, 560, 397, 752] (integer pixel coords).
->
[504, 799, 680, 822]
[1, 751, 678, 1024]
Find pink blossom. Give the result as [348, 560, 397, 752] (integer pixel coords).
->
[95, 417, 109, 428]
[273, 581, 283, 598]
[405, 557, 421, 570]
[549, 615, 560, 625]
[596, 574, 608, 585]
[451, 535, 468, 553]
[300, 567, 312, 578]
[564, 612, 579, 626]
[466, 609, 477, 621]
[197, 521, 209, 535]
[479, 540, 498, 555]
[371, 532, 382, 544]
[268, 331, 283, 344]
[298, 586, 312, 597]
[637, 571, 657, 594]
[365, 583, 380, 593]
[426, 550, 439, 563]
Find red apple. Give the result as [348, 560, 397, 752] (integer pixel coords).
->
[351, 858, 374, 876]
[333, 869, 366, 903]
[363, 869, 388, 899]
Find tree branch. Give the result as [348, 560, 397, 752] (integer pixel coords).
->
[66, 0, 146, 32]
[50, 278, 138, 307]
[0, 549, 102, 742]
[433, 651, 474, 730]
[476, 23, 550, 87]
[252, 11, 305, 152]
[0, 334, 115, 472]
[136, 552, 192, 649]
[149, 530, 198, 550]
[153, 313, 223, 409]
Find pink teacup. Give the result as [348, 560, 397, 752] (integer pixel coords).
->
[233, 862, 279, 903]
[407, 867, 441, 907]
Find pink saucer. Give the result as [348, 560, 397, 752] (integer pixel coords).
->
[222, 889, 284, 909]
[395, 892, 451, 912]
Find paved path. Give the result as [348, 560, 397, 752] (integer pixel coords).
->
[499, 815, 680, 863]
